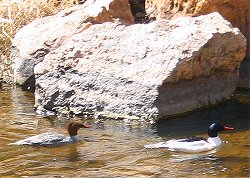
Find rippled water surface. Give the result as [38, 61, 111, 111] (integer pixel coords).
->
[0, 86, 249, 177]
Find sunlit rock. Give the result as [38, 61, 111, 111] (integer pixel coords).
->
[146, 0, 250, 88]
[11, 0, 134, 89]
[34, 12, 246, 119]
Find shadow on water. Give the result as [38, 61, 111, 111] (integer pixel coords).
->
[155, 89, 250, 137]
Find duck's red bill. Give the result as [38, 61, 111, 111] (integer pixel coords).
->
[224, 126, 234, 130]
[83, 124, 91, 128]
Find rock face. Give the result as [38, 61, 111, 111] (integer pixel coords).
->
[11, 0, 134, 89]
[34, 12, 246, 119]
[145, 0, 250, 87]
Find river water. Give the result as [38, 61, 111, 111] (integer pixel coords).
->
[0, 86, 249, 177]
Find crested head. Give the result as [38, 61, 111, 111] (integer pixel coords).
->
[67, 122, 90, 137]
[208, 122, 234, 137]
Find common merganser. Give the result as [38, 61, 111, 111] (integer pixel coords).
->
[9, 122, 90, 147]
[144, 123, 234, 153]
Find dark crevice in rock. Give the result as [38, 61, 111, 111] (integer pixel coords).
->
[31, 49, 50, 59]
[129, 0, 155, 23]
[65, 90, 75, 98]
[45, 91, 60, 110]
[0, 78, 7, 89]
[21, 75, 35, 92]
[238, 57, 250, 88]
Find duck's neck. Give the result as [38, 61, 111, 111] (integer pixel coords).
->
[70, 135, 80, 142]
[207, 136, 222, 147]
[68, 129, 78, 137]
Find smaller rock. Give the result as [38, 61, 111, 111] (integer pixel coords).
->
[12, 0, 134, 89]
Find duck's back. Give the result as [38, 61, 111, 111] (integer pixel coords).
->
[10, 132, 66, 147]
[166, 139, 213, 153]
[145, 138, 214, 153]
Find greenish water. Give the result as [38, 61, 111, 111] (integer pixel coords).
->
[0, 86, 249, 177]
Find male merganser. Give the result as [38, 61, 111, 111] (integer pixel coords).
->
[144, 123, 234, 153]
[9, 122, 90, 147]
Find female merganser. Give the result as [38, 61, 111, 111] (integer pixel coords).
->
[9, 122, 90, 147]
[144, 123, 234, 153]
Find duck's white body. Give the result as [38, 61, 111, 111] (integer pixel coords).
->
[144, 123, 234, 153]
[9, 132, 80, 147]
[145, 137, 222, 153]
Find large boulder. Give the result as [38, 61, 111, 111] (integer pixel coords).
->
[145, 0, 250, 88]
[34, 12, 246, 119]
[11, 0, 134, 90]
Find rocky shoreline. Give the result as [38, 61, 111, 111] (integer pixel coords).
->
[8, 0, 249, 120]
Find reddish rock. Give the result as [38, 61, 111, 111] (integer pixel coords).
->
[146, 0, 250, 87]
